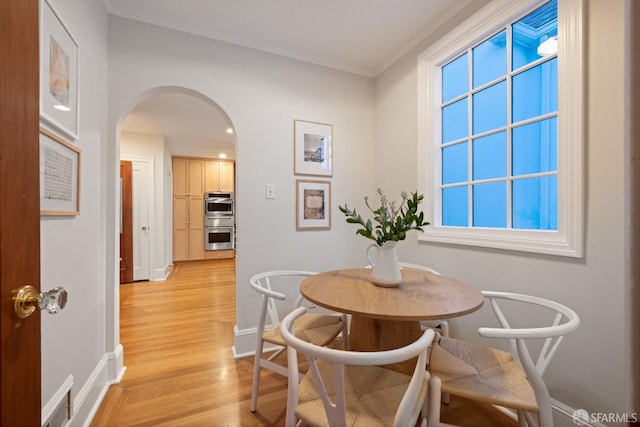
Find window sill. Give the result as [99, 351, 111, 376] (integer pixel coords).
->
[419, 226, 583, 258]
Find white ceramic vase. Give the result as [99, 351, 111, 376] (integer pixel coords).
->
[366, 241, 402, 287]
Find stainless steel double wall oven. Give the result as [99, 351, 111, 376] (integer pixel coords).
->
[204, 192, 234, 251]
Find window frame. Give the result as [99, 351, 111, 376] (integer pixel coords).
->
[417, 0, 584, 257]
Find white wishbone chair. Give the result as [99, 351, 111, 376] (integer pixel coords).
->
[249, 270, 348, 413]
[426, 291, 580, 427]
[281, 306, 436, 427]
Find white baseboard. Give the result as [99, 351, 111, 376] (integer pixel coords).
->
[69, 357, 108, 427]
[232, 324, 258, 358]
[551, 399, 608, 427]
[151, 265, 170, 281]
[105, 344, 126, 383]
[77, 383, 109, 427]
[232, 324, 279, 358]
[62, 346, 127, 427]
[485, 400, 611, 427]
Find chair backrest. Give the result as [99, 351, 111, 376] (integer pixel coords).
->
[398, 262, 441, 276]
[478, 291, 580, 425]
[249, 270, 316, 334]
[364, 262, 442, 276]
[281, 306, 435, 427]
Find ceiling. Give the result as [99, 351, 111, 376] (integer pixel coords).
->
[121, 93, 236, 159]
[110, 0, 474, 158]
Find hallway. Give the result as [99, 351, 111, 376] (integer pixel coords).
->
[92, 259, 290, 426]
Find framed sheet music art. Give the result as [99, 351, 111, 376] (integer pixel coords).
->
[40, 127, 81, 216]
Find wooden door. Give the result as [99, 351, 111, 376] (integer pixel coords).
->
[120, 161, 133, 283]
[188, 159, 204, 197]
[631, 0, 640, 414]
[188, 197, 205, 260]
[0, 0, 41, 425]
[204, 160, 220, 192]
[172, 196, 189, 261]
[172, 157, 188, 196]
[219, 161, 234, 192]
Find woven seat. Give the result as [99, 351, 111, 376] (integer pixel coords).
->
[249, 271, 347, 413]
[296, 361, 426, 427]
[426, 291, 580, 427]
[282, 306, 435, 427]
[429, 335, 537, 413]
[262, 312, 343, 347]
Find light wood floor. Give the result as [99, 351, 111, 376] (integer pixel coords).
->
[91, 259, 517, 426]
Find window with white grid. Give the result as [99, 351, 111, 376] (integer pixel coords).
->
[418, 0, 583, 257]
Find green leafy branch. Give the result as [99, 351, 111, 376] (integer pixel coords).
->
[339, 189, 430, 246]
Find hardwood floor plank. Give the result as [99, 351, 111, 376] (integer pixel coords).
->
[90, 259, 517, 426]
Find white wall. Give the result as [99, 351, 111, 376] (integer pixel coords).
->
[375, 0, 632, 425]
[107, 16, 377, 358]
[164, 142, 173, 269]
[120, 132, 172, 280]
[39, 0, 110, 425]
[42, 1, 633, 425]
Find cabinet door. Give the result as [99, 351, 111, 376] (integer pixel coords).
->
[189, 227, 205, 260]
[218, 161, 234, 192]
[188, 159, 205, 197]
[189, 197, 204, 228]
[205, 161, 220, 192]
[172, 158, 188, 196]
[188, 197, 205, 260]
[172, 196, 189, 261]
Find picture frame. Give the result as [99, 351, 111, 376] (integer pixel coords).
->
[40, 127, 81, 216]
[294, 119, 333, 177]
[40, 0, 79, 140]
[296, 180, 331, 230]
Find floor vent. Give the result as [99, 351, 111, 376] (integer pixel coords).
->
[42, 377, 73, 427]
[43, 389, 70, 427]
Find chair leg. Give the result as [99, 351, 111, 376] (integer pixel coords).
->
[427, 375, 442, 426]
[537, 401, 553, 427]
[517, 411, 527, 427]
[250, 341, 263, 413]
[427, 375, 457, 426]
[341, 314, 349, 349]
[420, 371, 431, 427]
[285, 346, 299, 427]
[437, 323, 450, 405]
[439, 321, 450, 338]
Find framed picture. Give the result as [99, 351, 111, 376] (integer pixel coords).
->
[40, 0, 79, 140]
[294, 119, 333, 176]
[40, 127, 81, 216]
[296, 180, 331, 230]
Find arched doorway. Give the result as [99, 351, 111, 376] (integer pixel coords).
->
[117, 87, 236, 282]
[107, 86, 238, 380]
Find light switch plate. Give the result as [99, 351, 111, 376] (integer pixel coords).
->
[266, 184, 276, 199]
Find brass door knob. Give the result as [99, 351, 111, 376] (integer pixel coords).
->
[12, 285, 68, 319]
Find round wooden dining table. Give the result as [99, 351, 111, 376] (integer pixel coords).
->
[300, 267, 484, 374]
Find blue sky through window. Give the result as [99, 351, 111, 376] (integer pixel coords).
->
[440, 0, 558, 230]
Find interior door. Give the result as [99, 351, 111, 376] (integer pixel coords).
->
[120, 161, 134, 283]
[632, 0, 640, 414]
[132, 160, 150, 281]
[0, 0, 42, 425]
